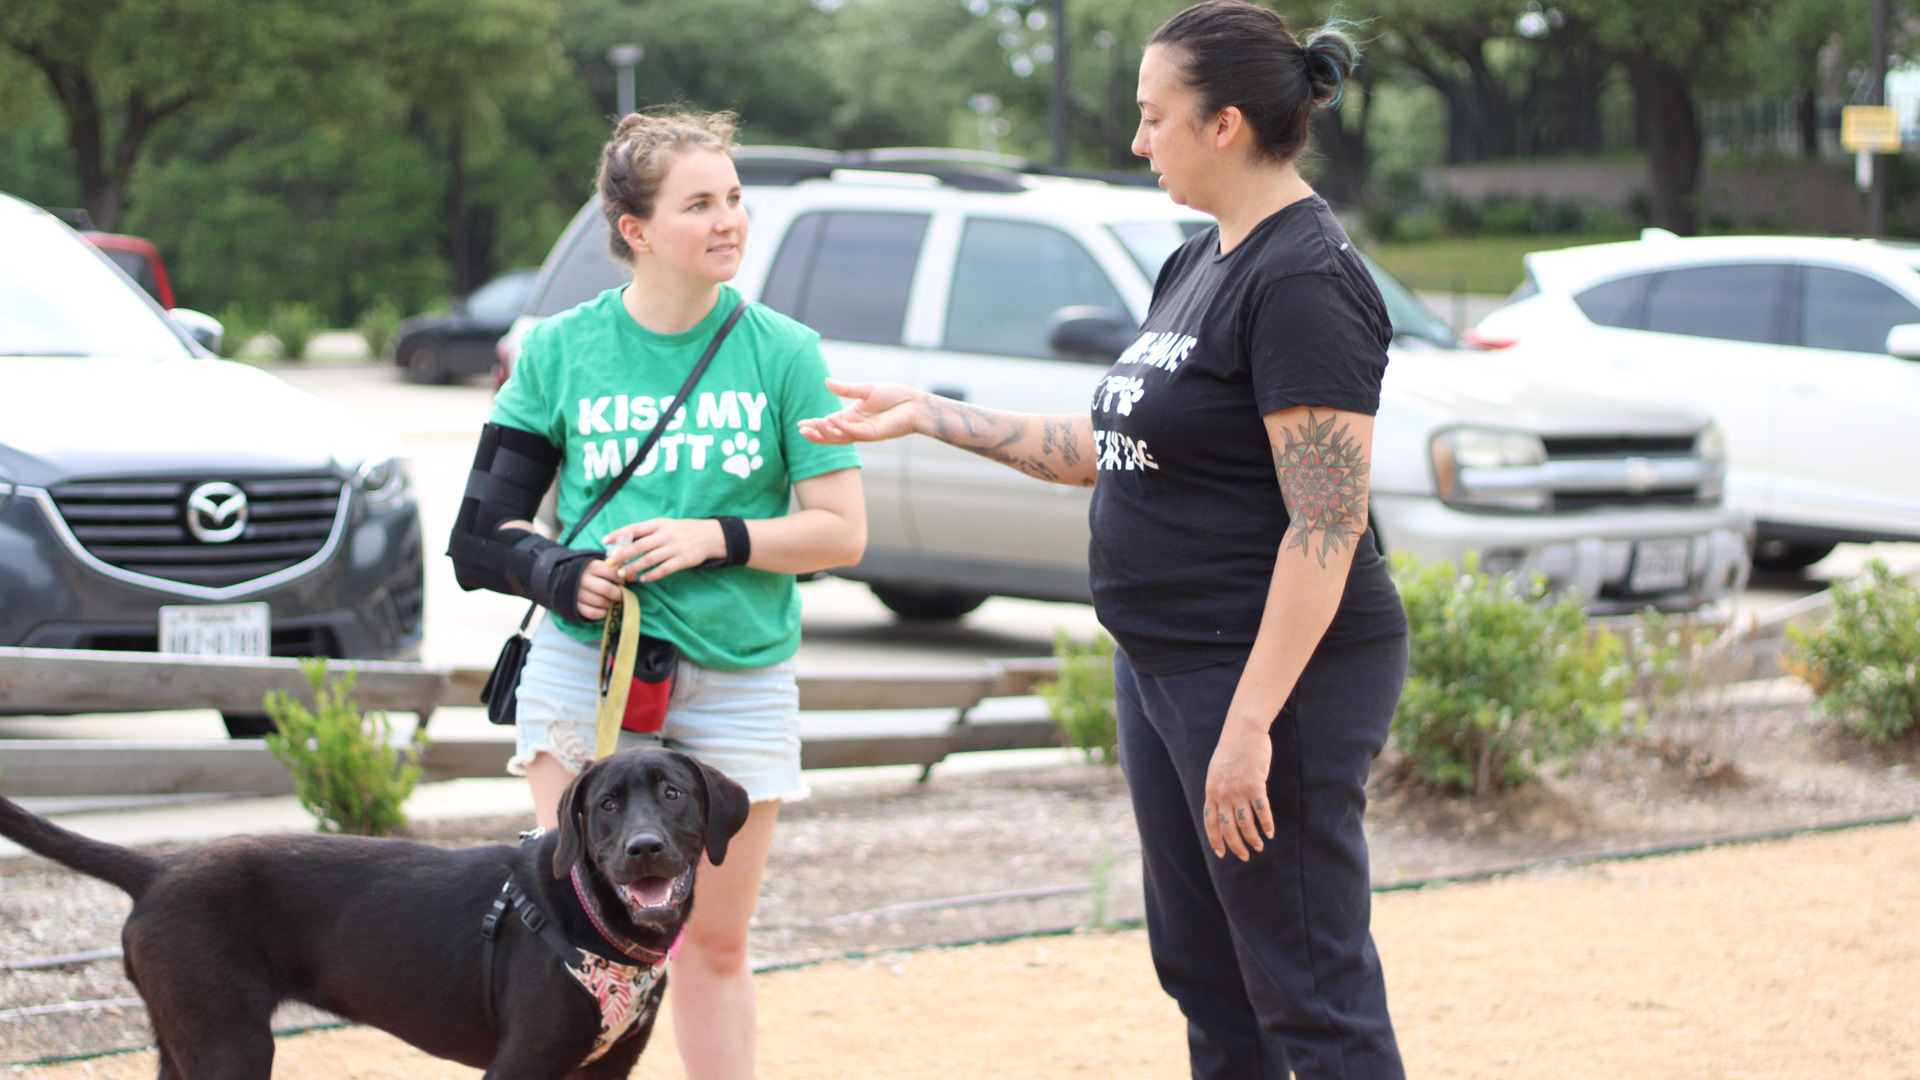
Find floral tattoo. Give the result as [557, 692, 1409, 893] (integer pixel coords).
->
[1272, 410, 1370, 568]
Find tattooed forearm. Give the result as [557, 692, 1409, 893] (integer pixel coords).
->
[923, 395, 1089, 486]
[1273, 410, 1370, 569]
[1042, 417, 1083, 467]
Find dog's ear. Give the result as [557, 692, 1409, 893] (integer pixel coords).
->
[684, 755, 751, 867]
[551, 760, 598, 880]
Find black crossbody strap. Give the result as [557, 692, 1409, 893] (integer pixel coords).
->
[508, 296, 748, 633]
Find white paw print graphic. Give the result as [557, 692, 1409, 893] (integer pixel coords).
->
[721, 435, 763, 478]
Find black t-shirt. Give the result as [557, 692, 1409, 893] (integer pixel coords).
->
[1087, 195, 1407, 675]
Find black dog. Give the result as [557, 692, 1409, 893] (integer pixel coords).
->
[0, 747, 749, 1079]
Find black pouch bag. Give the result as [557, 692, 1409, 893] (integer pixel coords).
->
[477, 298, 746, 726]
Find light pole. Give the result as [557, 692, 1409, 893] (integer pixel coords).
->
[1050, 0, 1070, 166]
[609, 43, 644, 118]
[1870, 0, 1889, 237]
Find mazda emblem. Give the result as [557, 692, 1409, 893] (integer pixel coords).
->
[186, 482, 248, 543]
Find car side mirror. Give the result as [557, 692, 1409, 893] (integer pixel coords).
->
[169, 308, 224, 355]
[1885, 323, 1920, 360]
[1047, 306, 1137, 362]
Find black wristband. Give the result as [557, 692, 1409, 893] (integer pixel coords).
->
[714, 515, 750, 567]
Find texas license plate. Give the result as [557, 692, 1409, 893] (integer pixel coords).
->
[1628, 539, 1692, 594]
[159, 603, 270, 657]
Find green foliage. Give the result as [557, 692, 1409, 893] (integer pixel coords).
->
[1037, 629, 1118, 765]
[265, 301, 322, 361]
[1785, 561, 1920, 745]
[1391, 553, 1630, 795]
[1364, 233, 1627, 295]
[355, 297, 405, 359]
[264, 658, 425, 836]
[214, 303, 262, 359]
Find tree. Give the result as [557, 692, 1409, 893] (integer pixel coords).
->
[378, 0, 565, 293]
[0, 0, 377, 231]
[1557, 0, 1768, 233]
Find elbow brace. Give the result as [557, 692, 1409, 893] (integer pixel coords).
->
[447, 423, 600, 622]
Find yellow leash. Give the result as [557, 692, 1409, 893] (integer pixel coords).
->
[593, 586, 640, 759]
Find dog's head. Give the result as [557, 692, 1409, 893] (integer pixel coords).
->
[551, 748, 751, 927]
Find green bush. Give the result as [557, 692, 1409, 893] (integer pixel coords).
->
[264, 658, 426, 836]
[265, 301, 323, 361]
[215, 302, 261, 359]
[1785, 560, 1920, 745]
[1391, 553, 1630, 794]
[355, 297, 405, 359]
[1037, 629, 1118, 765]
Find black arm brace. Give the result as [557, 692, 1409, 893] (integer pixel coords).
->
[447, 423, 599, 622]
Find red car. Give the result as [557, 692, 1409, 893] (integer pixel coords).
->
[83, 231, 175, 309]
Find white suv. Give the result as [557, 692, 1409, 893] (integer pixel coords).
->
[1476, 230, 1920, 569]
[503, 149, 1749, 617]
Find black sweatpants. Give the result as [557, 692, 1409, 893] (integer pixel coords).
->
[1114, 631, 1409, 1080]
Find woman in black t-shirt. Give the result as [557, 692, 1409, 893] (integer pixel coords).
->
[801, 3, 1407, 1076]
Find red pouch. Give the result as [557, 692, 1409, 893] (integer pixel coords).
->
[621, 635, 679, 734]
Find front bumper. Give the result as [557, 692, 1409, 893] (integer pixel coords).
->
[1371, 493, 1751, 615]
[0, 484, 424, 662]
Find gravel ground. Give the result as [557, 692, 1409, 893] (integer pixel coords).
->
[3, 679, 1917, 1068]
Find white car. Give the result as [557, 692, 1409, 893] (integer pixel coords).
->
[504, 151, 1749, 616]
[1476, 230, 1920, 569]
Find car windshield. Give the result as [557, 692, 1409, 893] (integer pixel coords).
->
[1108, 218, 1459, 348]
[0, 212, 191, 358]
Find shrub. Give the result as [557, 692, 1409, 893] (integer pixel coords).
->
[265, 301, 323, 361]
[355, 297, 405, 359]
[264, 658, 426, 836]
[1037, 629, 1118, 765]
[215, 302, 261, 359]
[1391, 553, 1629, 794]
[1785, 560, 1920, 745]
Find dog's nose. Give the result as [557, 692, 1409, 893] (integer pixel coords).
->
[625, 832, 667, 860]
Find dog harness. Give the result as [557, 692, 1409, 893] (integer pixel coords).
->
[479, 875, 677, 1067]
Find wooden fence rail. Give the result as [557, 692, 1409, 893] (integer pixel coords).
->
[0, 648, 1066, 797]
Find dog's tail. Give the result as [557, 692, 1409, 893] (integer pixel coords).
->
[0, 795, 161, 899]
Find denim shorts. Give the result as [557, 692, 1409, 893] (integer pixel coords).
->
[508, 618, 805, 803]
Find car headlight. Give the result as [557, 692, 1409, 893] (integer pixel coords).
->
[1430, 427, 1550, 510]
[354, 456, 413, 511]
[1694, 422, 1726, 501]
[1695, 422, 1726, 465]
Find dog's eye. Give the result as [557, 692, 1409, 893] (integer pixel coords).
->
[599, 797, 618, 812]
[662, 785, 681, 801]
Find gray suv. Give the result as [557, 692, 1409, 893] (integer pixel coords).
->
[0, 193, 425, 734]
[502, 149, 1750, 618]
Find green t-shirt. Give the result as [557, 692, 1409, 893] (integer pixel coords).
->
[489, 285, 860, 669]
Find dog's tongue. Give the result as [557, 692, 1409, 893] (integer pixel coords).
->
[623, 877, 674, 909]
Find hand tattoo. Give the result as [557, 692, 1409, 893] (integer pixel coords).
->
[1273, 410, 1370, 568]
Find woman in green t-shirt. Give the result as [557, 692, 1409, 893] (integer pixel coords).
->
[450, 109, 864, 1079]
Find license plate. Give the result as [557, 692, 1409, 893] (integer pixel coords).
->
[1628, 539, 1692, 594]
[159, 603, 270, 657]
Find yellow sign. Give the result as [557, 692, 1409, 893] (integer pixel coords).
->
[1842, 105, 1902, 153]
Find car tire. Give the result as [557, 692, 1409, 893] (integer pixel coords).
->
[1752, 540, 1836, 572]
[405, 344, 450, 385]
[870, 584, 989, 621]
[222, 711, 279, 739]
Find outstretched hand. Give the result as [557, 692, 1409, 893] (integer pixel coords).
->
[797, 378, 921, 445]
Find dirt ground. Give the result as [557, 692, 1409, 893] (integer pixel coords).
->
[5, 679, 1920, 1076]
[10, 818, 1920, 1079]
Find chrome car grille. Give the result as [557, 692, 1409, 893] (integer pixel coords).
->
[1541, 435, 1707, 511]
[48, 474, 345, 588]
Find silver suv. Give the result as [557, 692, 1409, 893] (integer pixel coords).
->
[504, 149, 1751, 618]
